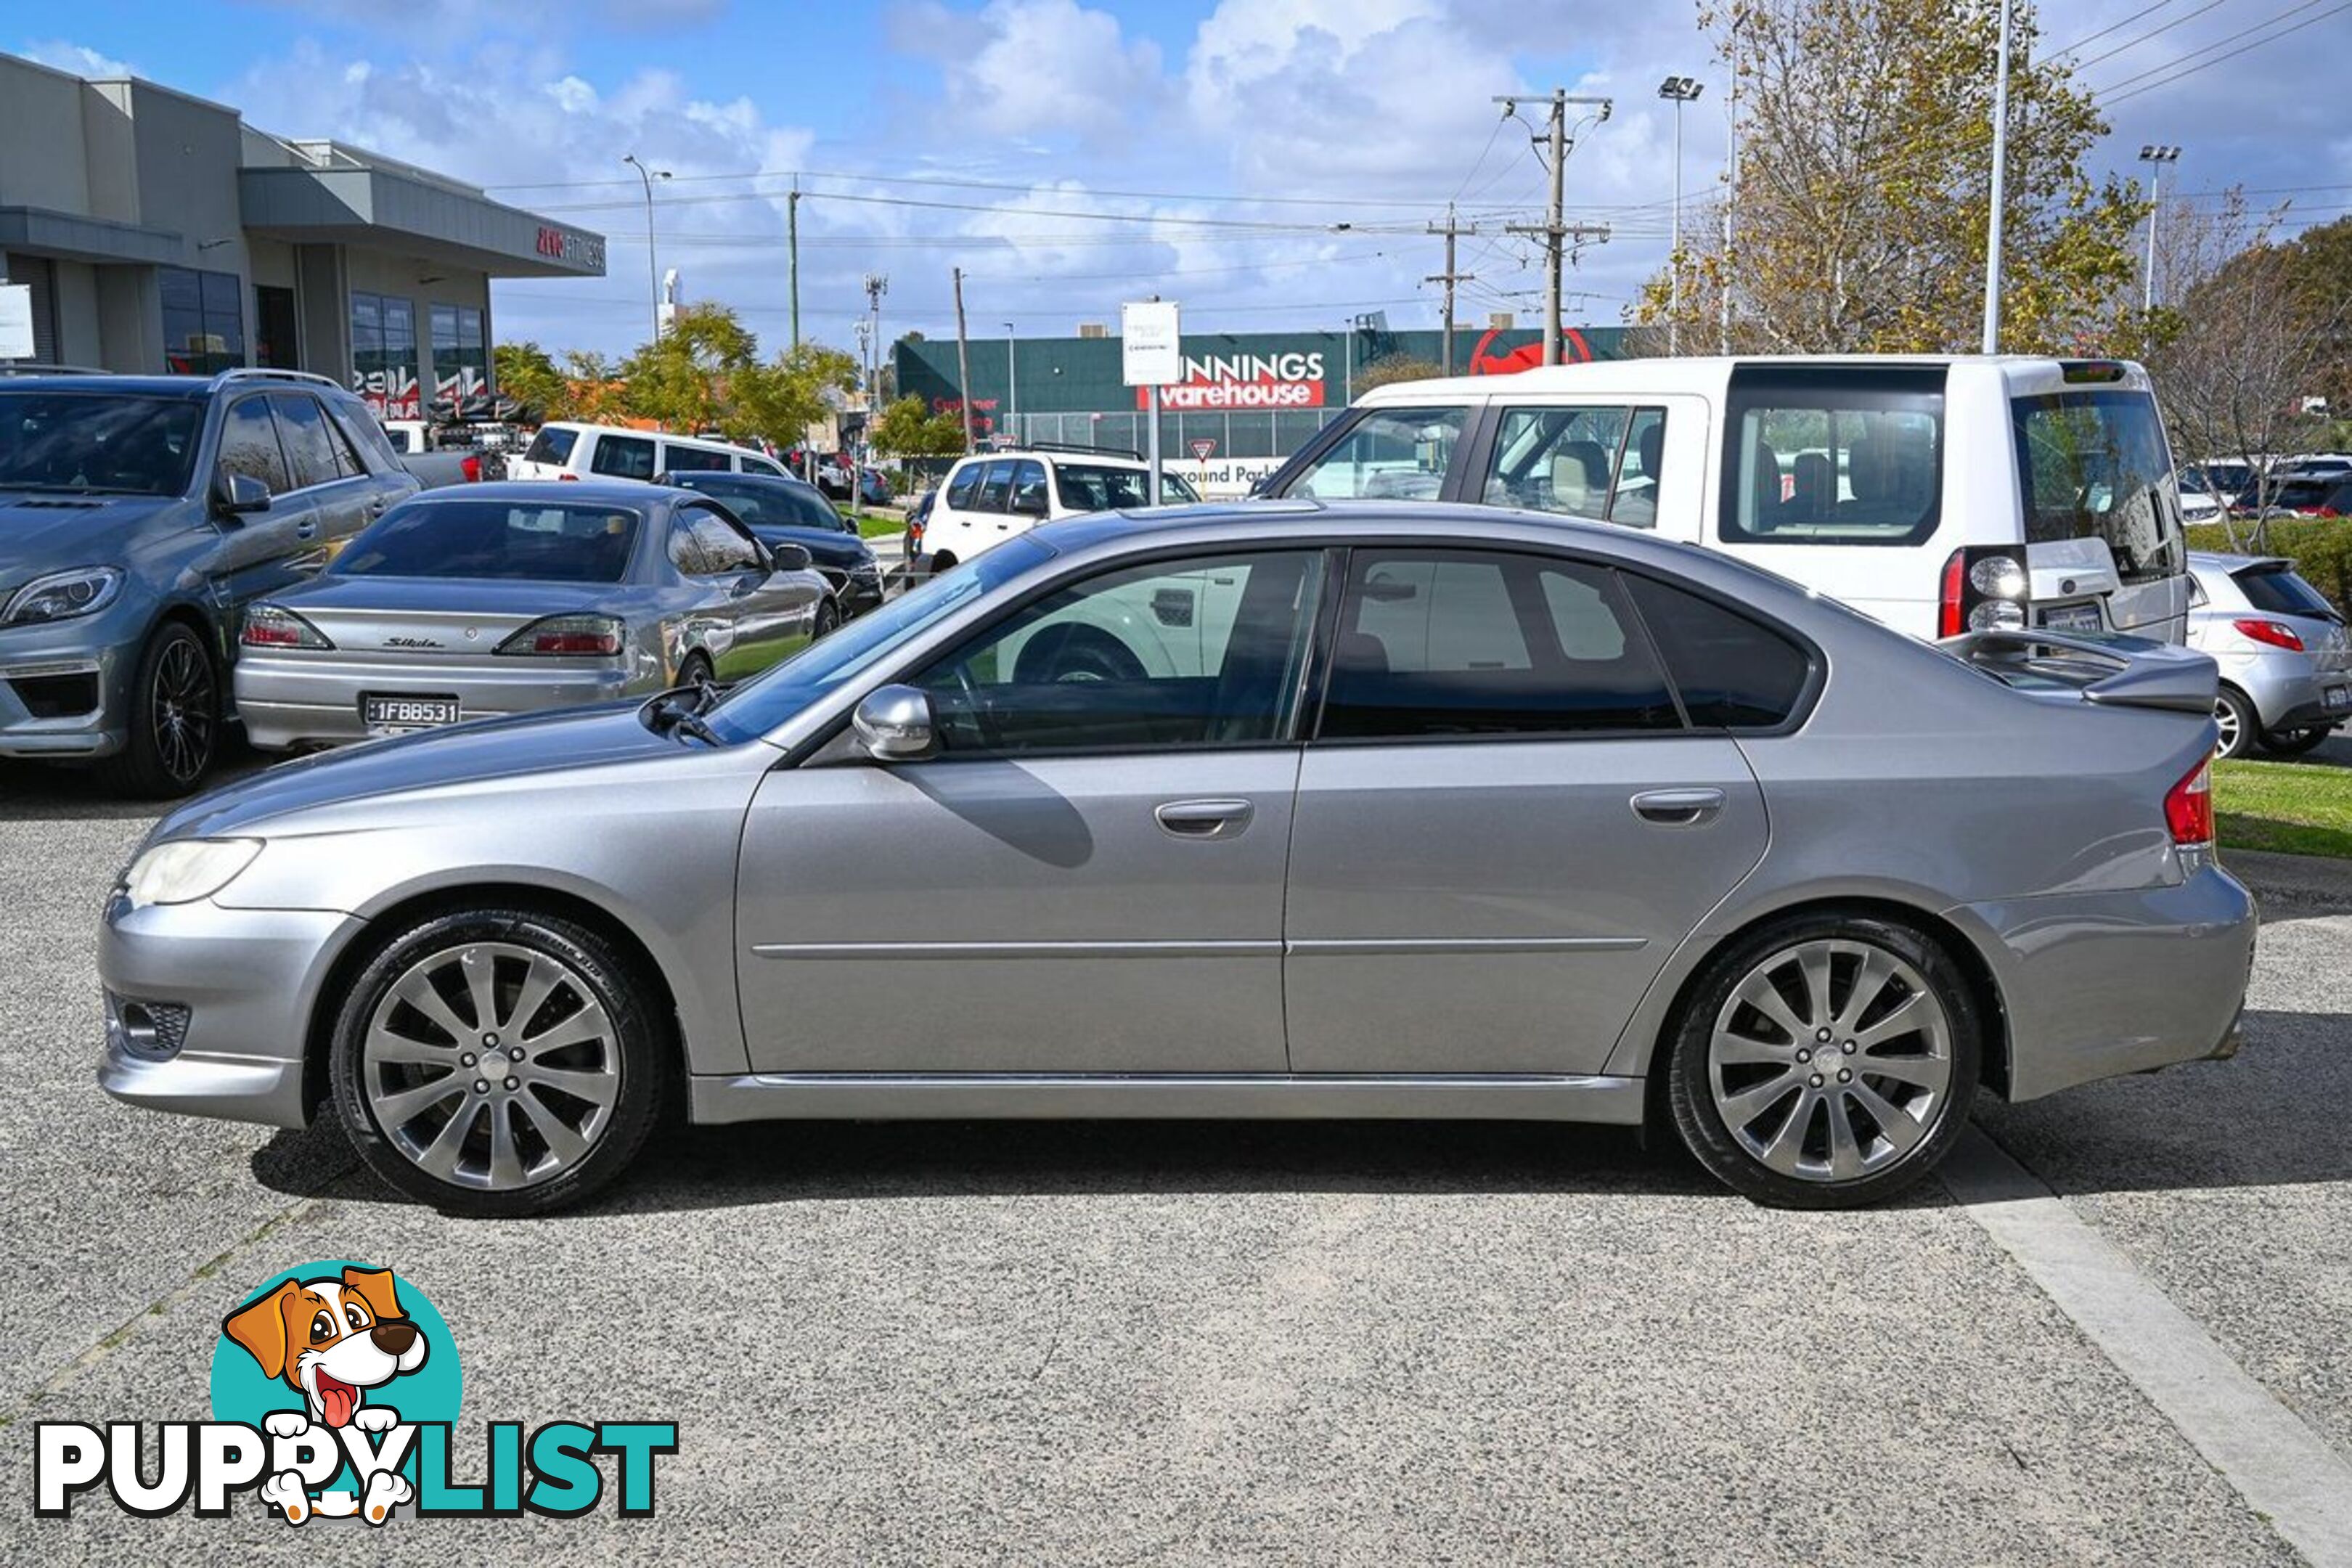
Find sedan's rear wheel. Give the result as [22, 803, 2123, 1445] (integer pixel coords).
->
[2257, 725, 2332, 757]
[328, 910, 666, 1217]
[1666, 914, 1980, 1208]
[2213, 687, 2258, 760]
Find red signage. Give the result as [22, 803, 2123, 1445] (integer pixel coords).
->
[1189, 438, 1217, 461]
[1140, 350, 1326, 411]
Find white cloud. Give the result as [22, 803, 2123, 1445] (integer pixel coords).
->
[935, 0, 1167, 140]
[18, 38, 135, 78]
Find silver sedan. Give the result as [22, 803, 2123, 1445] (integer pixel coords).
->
[232, 481, 833, 750]
[102, 503, 2253, 1215]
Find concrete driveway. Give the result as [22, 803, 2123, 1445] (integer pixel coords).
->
[1, 758, 2347, 1564]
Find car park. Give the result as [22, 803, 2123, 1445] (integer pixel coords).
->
[922, 444, 1202, 571]
[505, 421, 789, 483]
[0, 368, 418, 796]
[2188, 550, 2351, 758]
[231, 481, 829, 751]
[1254, 356, 2192, 644]
[657, 468, 886, 616]
[99, 499, 2248, 1218]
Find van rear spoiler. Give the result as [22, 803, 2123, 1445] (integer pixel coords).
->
[1937, 627, 2218, 714]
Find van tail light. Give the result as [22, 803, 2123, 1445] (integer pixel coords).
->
[2231, 618, 2304, 651]
[495, 614, 625, 657]
[240, 603, 334, 650]
[1938, 549, 1967, 637]
[461, 454, 482, 483]
[1939, 546, 2030, 637]
[2165, 756, 2214, 849]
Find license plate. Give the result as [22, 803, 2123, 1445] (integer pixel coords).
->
[2039, 603, 2104, 633]
[362, 694, 461, 732]
[2327, 686, 2350, 712]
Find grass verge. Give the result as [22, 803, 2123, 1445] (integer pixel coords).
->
[2216, 756, 2352, 859]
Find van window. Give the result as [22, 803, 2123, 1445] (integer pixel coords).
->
[743, 455, 785, 477]
[2012, 390, 2184, 585]
[944, 461, 986, 509]
[1289, 407, 1466, 501]
[1479, 405, 1667, 525]
[589, 433, 656, 481]
[1720, 366, 1944, 546]
[1611, 409, 1667, 527]
[662, 442, 733, 473]
[974, 459, 1016, 512]
[523, 426, 578, 467]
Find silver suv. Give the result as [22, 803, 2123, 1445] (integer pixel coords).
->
[0, 369, 417, 795]
[2187, 551, 2350, 757]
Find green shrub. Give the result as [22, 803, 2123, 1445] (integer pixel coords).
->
[2184, 519, 2352, 613]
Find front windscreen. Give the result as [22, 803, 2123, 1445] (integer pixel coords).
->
[333, 500, 643, 583]
[0, 392, 203, 497]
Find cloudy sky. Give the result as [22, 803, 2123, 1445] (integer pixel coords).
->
[18, 0, 2352, 360]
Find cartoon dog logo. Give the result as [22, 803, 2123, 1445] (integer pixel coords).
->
[223, 1265, 428, 1524]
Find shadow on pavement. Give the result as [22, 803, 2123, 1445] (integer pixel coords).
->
[0, 735, 271, 823]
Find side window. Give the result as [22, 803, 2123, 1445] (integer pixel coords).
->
[1318, 550, 1681, 740]
[944, 461, 985, 510]
[1481, 405, 1629, 517]
[1622, 574, 1810, 729]
[663, 442, 733, 473]
[1609, 408, 1667, 527]
[1009, 460, 1048, 515]
[744, 456, 785, 477]
[666, 516, 709, 576]
[974, 459, 1016, 513]
[688, 510, 762, 573]
[1289, 407, 1467, 500]
[217, 397, 292, 494]
[1720, 368, 1944, 545]
[326, 398, 399, 475]
[912, 552, 1326, 756]
[523, 425, 579, 467]
[589, 433, 657, 481]
[269, 393, 346, 490]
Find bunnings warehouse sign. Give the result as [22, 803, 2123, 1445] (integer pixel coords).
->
[1145, 349, 1328, 410]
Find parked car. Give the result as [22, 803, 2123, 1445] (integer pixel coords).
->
[859, 467, 892, 507]
[2247, 476, 2352, 519]
[922, 444, 1204, 572]
[0, 368, 417, 795]
[656, 468, 884, 616]
[2188, 551, 2351, 757]
[2273, 453, 2352, 483]
[505, 422, 790, 483]
[232, 481, 829, 751]
[1255, 356, 2192, 644]
[102, 502, 2249, 1217]
[380, 420, 494, 489]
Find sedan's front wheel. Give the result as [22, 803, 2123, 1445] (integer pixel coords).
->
[328, 909, 667, 1217]
[1665, 914, 1980, 1209]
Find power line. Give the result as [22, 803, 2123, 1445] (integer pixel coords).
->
[2092, 0, 2349, 103]
[2067, 0, 2231, 71]
[2050, 0, 2184, 55]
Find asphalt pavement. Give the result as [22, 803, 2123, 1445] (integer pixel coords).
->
[1, 752, 2348, 1564]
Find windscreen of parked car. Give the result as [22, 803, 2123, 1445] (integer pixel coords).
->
[2233, 564, 2342, 621]
[2012, 389, 2185, 585]
[0, 392, 203, 497]
[1286, 408, 1467, 501]
[331, 500, 643, 583]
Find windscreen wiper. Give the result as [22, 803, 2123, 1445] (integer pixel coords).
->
[640, 682, 723, 745]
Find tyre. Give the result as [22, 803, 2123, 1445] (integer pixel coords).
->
[677, 652, 714, 689]
[95, 621, 220, 799]
[812, 597, 841, 640]
[928, 552, 958, 576]
[1012, 624, 1147, 684]
[2256, 725, 2332, 758]
[1665, 912, 1981, 1209]
[327, 908, 668, 1217]
[2213, 686, 2259, 760]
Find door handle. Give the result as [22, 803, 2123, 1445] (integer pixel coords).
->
[1154, 799, 1254, 840]
[367, 497, 389, 516]
[1630, 787, 1726, 826]
[295, 519, 318, 539]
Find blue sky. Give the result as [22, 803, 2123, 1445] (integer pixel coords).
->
[17, 1, 2351, 361]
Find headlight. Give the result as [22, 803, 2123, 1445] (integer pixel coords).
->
[123, 838, 263, 909]
[3, 565, 124, 626]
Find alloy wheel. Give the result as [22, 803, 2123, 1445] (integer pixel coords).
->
[360, 941, 622, 1191]
[1706, 938, 1953, 1184]
[2213, 695, 2243, 758]
[151, 635, 216, 785]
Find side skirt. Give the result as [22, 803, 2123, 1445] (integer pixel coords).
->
[687, 1072, 1646, 1125]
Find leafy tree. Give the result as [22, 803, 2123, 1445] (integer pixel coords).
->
[491, 340, 567, 421]
[1636, 0, 2144, 355]
[613, 304, 861, 446]
[869, 394, 968, 458]
[560, 349, 629, 423]
[1352, 354, 1444, 392]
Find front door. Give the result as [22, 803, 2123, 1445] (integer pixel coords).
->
[201, 392, 322, 611]
[1282, 546, 1772, 1075]
[733, 547, 1327, 1074]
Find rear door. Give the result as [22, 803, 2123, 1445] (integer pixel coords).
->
[1282, 545, 1774, 1075]
[270, 391, 383, 558]
[204, 393, 323, 609]
[2011, 388, 2189, 641]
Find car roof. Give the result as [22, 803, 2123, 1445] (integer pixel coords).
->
[2189, 551, 2291, 572]
[411, 479, 677, 507]
[1352, 353, 2151, 403]
[957, 448, 1151, 470]
[0, 374, 215, 398]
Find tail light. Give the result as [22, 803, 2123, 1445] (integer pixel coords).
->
[495, 613, 625, 657]
[2165, 756, 2214, 849]
[558, 472, 579, 482]
[241, 604, 334, 650]
[1939, 546, 2030, 637]
[2231, 618, 2304, 651]
[461, 454, 482, 483]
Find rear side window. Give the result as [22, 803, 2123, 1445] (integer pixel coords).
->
[743, 456, 785, 477]
[1623, 574, 1811, 728]
[523, 426, 579, 466]
[1720, 366, 1944, 546]
[327, 398, 399, 474]
[1318, 550, 1681, 739]
[218, 397, 291, 494]
[944, 462, 985, 509]
[975, 459, 1016, 512]
[269, 393, 345, 489]
[2234, 564, 2337, 619]
[1289, 407, 1466, 501]
[589, 433, 656, 481]
[663, 442, 732, 473]
[2013, 390, 2184, 586]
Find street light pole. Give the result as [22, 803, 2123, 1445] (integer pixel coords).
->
[1657, 75, 1704, 356]
[1981, 0, 2014, 354]
[622, 153, 670, 346]
[2139, 144, 2183, 314]
[1003, 322, 1017, 445]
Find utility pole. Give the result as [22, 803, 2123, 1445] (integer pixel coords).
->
[1497, 90, 1612, 365]
[1003, 321, 1018, 443]
[788, 180, 801, 351]
[862, 271, 887, 399]
[2139, 144, 2182, 315]
[952, 266, 974, 454]
[1425, 203, 1477, 375]
[1982, 0, 2014, 354]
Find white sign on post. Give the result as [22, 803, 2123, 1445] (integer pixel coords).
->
[1121, 300, 1181, 387]
[0, 285, 35, 361]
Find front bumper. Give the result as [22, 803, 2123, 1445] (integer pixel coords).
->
[235, 651, 635, 751]
[96, 895, 363, 1129]
[1958, 862, 2258, 1103]
[0, 626, 139, 759]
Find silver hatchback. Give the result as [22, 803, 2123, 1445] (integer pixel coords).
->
[2187, 550, 2351, 758]
[101, 504, 2253, 1216]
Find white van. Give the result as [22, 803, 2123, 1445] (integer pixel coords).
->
[506, 421, 788, 483]
[1256, 356, 2190, 642]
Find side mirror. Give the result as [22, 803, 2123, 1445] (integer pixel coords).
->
[852, 685, 937, 761]
[767, 542, 813, 573]
[214, 471, 271, 517]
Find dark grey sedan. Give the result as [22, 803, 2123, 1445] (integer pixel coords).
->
[232, 481, 830, 751]
[103, 502, 2251, 1216]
